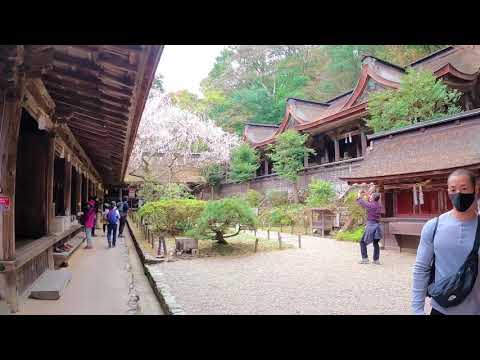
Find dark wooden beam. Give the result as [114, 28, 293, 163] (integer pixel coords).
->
[49, 89, 130, 115]
[68, 120, 126, 138]
[43, 80, 132, 108]
[95, 51, 137, 72]
[68, 112, 128, 131]
[43, 75, 133, 101]
[51, 51, 136, 85]
[54, 100, 129, 122]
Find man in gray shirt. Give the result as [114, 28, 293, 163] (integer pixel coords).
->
[412, 169, 479, 315]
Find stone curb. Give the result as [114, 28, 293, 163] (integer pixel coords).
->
[126, 219, 186, 315]
[144, 265, 186, 315]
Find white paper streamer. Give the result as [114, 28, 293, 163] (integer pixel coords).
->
[413, 185, 418, 206]
[419, 185, 424, 205]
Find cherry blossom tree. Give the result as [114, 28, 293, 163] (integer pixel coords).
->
[128, 91, 239, 187]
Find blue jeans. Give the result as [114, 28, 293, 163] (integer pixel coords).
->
[360, 239, 380, 261]
[107, 223, 118, 246]
[85, 227, 93, 247]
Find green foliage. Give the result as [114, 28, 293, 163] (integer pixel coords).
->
[335, 226, 364, 242]
[306, 180, 336, 207]
[344, 191, 366, 226]
[191, 198, 257, 243]
[201, 163, 225, 188]
[229, 143, 259, 183]
[367, 67, 461, 133]
[137, 182, 193, 204]
[166, 46, 445, 135]
[150, 74, 164, 94]
[266, 190, 289, 207]
[245, 189, 263, 208]
[267, 130, 315, 183]
[137, 199, 206, 235]
[260, 204, 306, 228]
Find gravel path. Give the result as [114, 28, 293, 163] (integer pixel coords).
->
[150, 231, 422, 315]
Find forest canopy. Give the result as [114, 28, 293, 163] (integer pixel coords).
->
[168, 45, 446, 135]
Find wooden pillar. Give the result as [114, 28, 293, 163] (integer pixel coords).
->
[45, 133, 55, 234]
[264, 159, 268, 175]
[63, 157, 72, 216]
[304, 152, 309, 168]
[356, 138, 361, 158]
[0, 53, 26, 312]
[361, 130, 367, 157]
[76, 170, 82, 214]
[333, 138, 340, 162]
[324, 147, 329, 163]
[84, 177, 91, 202]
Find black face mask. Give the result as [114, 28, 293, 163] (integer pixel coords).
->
[448, 192, 476, 212]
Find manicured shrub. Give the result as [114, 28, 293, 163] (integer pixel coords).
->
[191, 198, 257, 244]
[138, 181, 193, 203]
[138, 199, 206, 236]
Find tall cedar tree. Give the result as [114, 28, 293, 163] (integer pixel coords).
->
[267, 130, 315, 202]
[229, 143, 260, 184]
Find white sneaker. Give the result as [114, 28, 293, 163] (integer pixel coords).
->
[359, 259, 370, 264]
[372, 260, 381, 265]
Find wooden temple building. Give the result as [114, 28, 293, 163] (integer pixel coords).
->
[0, 45, 163, 312]
[341, 109, 480, 252]
[218, 45, 480, 204]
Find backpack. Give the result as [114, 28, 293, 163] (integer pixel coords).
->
[123, 202, 129, 213]
[107, 208, 118, 225]
[427, 215, 480, 307]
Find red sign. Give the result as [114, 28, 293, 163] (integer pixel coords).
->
[0, 196, 11, 212]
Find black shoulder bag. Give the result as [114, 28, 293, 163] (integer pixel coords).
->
[427, 215, 480, 308]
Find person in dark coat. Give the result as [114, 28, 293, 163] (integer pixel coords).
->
[357, 190, 383, 265]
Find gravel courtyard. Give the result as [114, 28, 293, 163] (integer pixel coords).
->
[152, 231, 422, 315]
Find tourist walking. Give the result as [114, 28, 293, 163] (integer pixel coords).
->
[102, 203, 110, 234]
[106, 201, 120, 248]
[88, 196, 98, 237]
[356, 190, 383, 265]
[118, 198, 129, 238]
[412, 169, 480, 315]
[84, 200, 97, 249]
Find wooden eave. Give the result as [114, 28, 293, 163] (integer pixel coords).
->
[342, 63, 400, 109]
[341, 164, 480, 185]
[36, 45, 163, 185]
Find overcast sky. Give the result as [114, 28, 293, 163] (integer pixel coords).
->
[157, 45, 226, 97]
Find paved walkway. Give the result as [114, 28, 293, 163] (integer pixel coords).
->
[149, 230, 425, 315]
[18, 227, 163, 315]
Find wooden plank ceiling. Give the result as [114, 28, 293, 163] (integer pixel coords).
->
[40, 45, 162, 185]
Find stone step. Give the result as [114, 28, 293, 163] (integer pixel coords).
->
[0, 300, 10, 315]
[29, 269, 72, 300]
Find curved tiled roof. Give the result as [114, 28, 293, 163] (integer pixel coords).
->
[244, 45, 480, 148]
[243, 123, 279, 144]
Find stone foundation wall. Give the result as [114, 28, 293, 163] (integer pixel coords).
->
[216, 160, 362, 199]
[213, 160, 363, 227]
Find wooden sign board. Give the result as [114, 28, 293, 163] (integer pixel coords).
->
[0, 196, 11, 212]
[128, 188, 136, 199]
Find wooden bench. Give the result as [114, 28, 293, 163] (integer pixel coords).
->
[52, 232, 86, 268]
